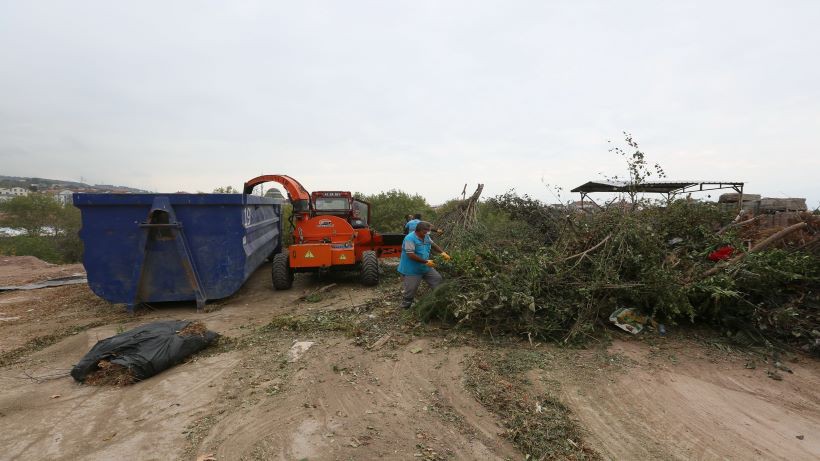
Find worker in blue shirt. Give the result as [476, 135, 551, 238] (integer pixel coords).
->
[397, 221, 450, 309]
[402, 214, 413, 233]
[404, 213, 422, 234]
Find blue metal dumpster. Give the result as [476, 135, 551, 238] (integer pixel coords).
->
[73, 193, 282, 311]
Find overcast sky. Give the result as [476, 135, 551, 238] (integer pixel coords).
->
[1, 1, 818, 206]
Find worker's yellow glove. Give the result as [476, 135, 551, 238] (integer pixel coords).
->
[440, 252, 451, 261]
[425, 260, 436, 267]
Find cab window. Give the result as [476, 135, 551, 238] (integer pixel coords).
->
[315, 197, 349, 211]
[352, 200, 369, 225]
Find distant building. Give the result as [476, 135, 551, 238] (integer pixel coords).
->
[55, 190, 74, 206]
[0, 187, 29, 202]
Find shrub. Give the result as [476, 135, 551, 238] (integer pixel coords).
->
[0, 194, 84, 263]
[417, 193, 818, 352]
[354, 189, 435, 233]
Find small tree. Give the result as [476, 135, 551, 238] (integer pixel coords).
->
[608, 132, 666, 208]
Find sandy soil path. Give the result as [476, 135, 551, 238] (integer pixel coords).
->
[0, 258, 818, 460]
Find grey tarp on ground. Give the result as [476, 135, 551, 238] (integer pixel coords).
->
[0, 275, 87, 291]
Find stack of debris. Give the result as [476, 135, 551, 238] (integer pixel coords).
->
[434, 184, 484, 249]
[718, 193, 762, 214]
[718, 193, 816, 248]
[719, 193, 809, 215]
[759, 197, 809, 213]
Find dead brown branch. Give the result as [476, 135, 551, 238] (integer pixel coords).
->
[298, 283, 337, 301]
[560, 234, 612, 263]
[16, 370, 70, 383]
[717, 215, 760, 235]
[793, 235, 820, 255]
[437, 184, 484, 238]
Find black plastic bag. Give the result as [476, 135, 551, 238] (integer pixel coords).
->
[71, 320, 218, 383]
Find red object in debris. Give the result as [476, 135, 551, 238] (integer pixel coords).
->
[708, 245, 735, 262]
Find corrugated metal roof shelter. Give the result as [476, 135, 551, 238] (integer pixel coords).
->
[570, 180, 744, 209]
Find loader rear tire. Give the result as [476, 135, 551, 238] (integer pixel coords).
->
[272, 253, 293, 290]
[360, 251, 379, 286]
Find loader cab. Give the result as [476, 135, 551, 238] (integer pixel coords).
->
[312, 191, 371, 229]
[312, 191, 352, 215]
[351, 199, 370, 229]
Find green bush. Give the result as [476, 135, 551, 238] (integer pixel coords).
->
[354, 189, 435, 233]
[0, 194, 83, 263]
[280, 202, 294, 246]
[693, 250, 819, 349]
[0, 235, 61, 263]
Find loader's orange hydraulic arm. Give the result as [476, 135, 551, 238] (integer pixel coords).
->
[243, 174, 312, 217]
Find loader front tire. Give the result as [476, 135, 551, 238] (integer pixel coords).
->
[272, 253, 293, 290]
[360, 251, 379, 286]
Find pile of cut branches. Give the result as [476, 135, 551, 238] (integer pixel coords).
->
[433, 184, 484, 249]
[417, 195, 820, 353]
[440, 184, 484, 230]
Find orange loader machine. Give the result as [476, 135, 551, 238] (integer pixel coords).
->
[243, 175, 405, 290]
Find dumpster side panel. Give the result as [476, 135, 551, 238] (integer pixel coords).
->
[78, 203, 146, 304]
[242, 196, 282, 283]
[74, 194, 280, 305]
[160, 201, 246, 301]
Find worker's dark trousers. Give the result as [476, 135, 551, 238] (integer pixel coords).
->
[400, 269, 443, 309]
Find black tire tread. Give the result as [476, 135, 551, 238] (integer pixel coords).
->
[272, 253, 293, 290]
[360, 251, 379, 286]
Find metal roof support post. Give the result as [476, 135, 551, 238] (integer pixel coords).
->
[737, 183, 744, 215]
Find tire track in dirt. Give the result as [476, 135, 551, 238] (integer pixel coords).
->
[197, 337, 519, 460]
[545, 339, 820, 460]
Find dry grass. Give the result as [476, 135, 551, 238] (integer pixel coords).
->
[84, 360, 137, 386]
[178, 321, 208, 337]
[464, 349, 600, 460]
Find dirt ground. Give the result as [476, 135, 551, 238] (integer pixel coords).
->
[0, 259, 818, 460]
[542, 337, 820, 460]
[0, 255, 85, 286]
